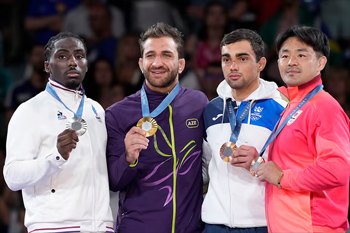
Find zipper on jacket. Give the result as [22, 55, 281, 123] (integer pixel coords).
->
[228, 163, 233, 227]
[266, 183, 272, 232]
[90, 131, 96, 231]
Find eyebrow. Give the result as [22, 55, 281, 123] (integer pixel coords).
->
[145, 50, 174, 54]
[281, 48, 308, 53]
[56, 48, 85, 53]
[222, 52, 251, 58]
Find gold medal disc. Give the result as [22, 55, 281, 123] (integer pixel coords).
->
[219, 142, 237, 162]
[250, 156, 265, 177]
[66, 117, 88, 136]
[137, 117, 158, 137]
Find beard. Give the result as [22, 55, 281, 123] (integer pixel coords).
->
[142, 65, 179, 89]
[65, 79, 82, 90]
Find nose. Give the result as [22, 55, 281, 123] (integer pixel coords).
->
[288, 56, 298, 66]
[152, 56, 162, 67]
[230, 61, 239, 71]
[69, 56, 77, 67]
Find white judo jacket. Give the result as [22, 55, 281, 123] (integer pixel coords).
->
[4, 80, 114, 233]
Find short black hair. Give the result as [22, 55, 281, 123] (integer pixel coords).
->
[276, 25, 330, 58]
[44, 31, 86, 61]
[220, 29, 265, 62]
[139, 22, 184, 58]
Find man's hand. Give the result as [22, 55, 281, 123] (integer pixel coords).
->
[57, 129, 79, 160]
[125, 127, 149, 165]
[256, 161, 282, 186]
[230, 145, 258, 170]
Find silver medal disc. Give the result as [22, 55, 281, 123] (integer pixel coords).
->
[66, 117, 87, 136]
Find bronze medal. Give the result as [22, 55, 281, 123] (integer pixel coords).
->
[137, 117, 158, 137]
[250, 156, 265, 176]
[219, 142, 237, 162]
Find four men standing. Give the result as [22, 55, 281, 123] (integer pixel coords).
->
[3, 23, 349, 233]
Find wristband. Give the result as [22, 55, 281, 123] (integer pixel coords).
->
[277, 170, 283, 189]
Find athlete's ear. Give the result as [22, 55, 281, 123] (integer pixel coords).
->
[257, 57, 267, 72]
[138, 58, 144, 73]
[178, 58, 185, 74]
[44, 61, 50, 73]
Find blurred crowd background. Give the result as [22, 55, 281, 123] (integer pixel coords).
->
[0, 0, 349, 232]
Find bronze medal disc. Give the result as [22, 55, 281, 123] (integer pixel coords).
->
[137, 117, 158, 137]
[219, 142, 237, 162]
[66, 117, 88, 136]
[250, 156, 265, 177]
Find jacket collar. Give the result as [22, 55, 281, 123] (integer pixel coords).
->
[278, 74, 322, 102]
[216, 78, 280, 101]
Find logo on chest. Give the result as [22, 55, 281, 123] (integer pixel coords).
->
[287, 110, 303, 125]
[57, 111, 67, 120]
[186, 118, 199, 128]
[251, 106, 263, 121]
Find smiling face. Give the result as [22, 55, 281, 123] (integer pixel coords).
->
[221, 40, 266, 99]
[138, 37, 185, 93]
[277, 37, 327, 87]
[45, 37, 88, 89]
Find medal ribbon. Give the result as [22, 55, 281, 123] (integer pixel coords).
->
[257, 84, 323, 157]
[46, 82, 85, 118]
[227, 100, 256, 143]
[141, 82, 180, 118]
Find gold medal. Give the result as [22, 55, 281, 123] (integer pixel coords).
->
[219, 142, 237, 162]
[66, 117, 88, 136]
[137, 117, 158, 137]
[250, 156, 265, 176]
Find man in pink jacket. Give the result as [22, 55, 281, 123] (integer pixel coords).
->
[256, 25, 350, 232]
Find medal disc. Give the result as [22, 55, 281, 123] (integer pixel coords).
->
[219, 142, 237, 162]
[250, 156, 265, 177]
[66, 117, 87, 136]
[137, 117, 158, 137]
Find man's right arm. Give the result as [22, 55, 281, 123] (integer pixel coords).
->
[3, 105, 66, 191]
[202, 139, 212, 185]
[106, 110, 147, 192]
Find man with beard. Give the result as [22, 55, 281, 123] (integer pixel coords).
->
[5, 44, 48, 122]
[106, 22, 208, 233]
[3, 32, 114, 232]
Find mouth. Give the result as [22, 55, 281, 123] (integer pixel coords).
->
[228, 73, 241, 80]
[66, 70, 80, 77]
[150, 70, 167, 76]
[286, 70, 301, 74]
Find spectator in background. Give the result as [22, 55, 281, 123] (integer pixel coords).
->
[63, 0, 125, 40]
[4, 44, 47, 122]
[129, 0, 186, 34]
[85, 3, 118, 64]
[193, 1, 229, 91]
[259, 0, 316, 86]
[115, 33, 143, 96]
[247, 0, 282, 28]
[184, 0, 252, 34]
[323, 67, 350, 117]
[320, 0, 350, 67]
[25, 0, 80, 44]
[201, 62, 223, 100]
[0, 138, 9, 232]
[84, 57, 122, 109]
